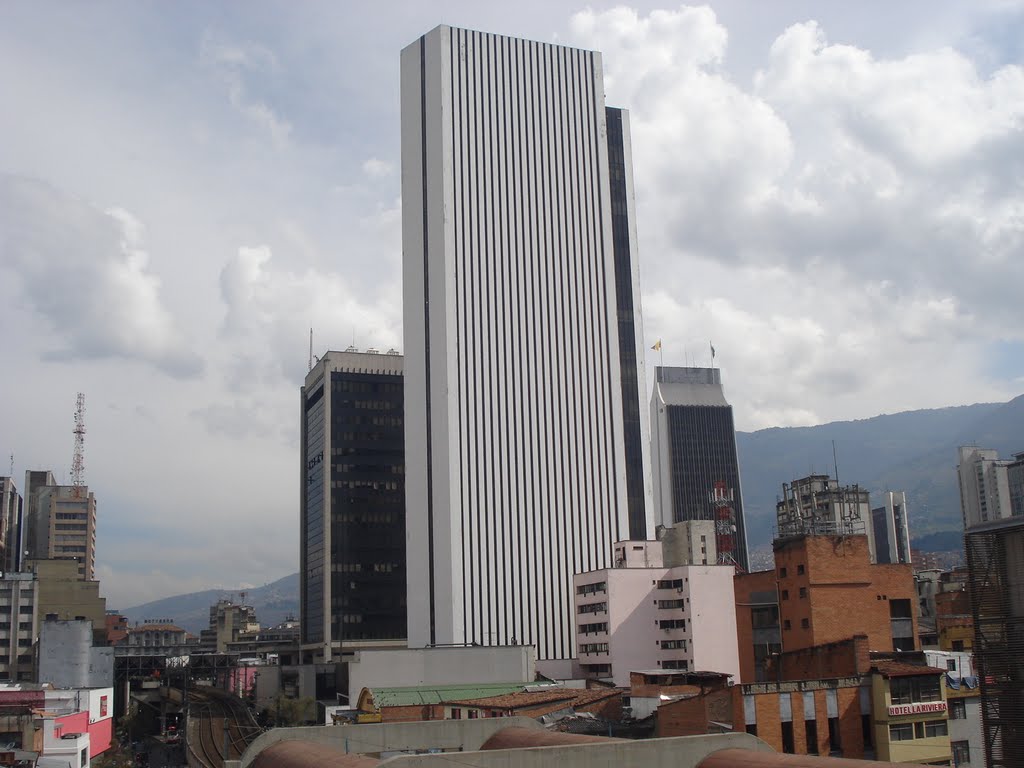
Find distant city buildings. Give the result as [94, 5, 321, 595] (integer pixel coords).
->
[650, 366, 748, 570]
[0, 477, 24, 573]
[402, 25, 650, 659]
[300, 349, 406, 661]
[957, 446, 1024, 528]
[0, 571, 39, 682]
[871, 491, 912, 565]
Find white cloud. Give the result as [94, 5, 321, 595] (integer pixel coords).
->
[569, 6, 1024, 428]
[0, 175, 204, 378]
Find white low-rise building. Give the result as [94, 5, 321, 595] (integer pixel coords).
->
[573, 532, 740, 687]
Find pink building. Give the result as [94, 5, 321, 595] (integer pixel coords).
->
[573, 538, 740, 687]
[0, 685, 114, 768]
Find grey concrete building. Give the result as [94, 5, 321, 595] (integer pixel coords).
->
[0, 571, 39, 682]
[0, 477, 24, 573]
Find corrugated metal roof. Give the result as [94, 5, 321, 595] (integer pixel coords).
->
[367, 681, 553, 708]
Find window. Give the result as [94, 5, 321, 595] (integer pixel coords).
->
[952, 640, 965, 652]
[576, 581, 606, 596]
[801, 618, 810, 629]
[890, 723, 914, 741]
[746, 724, 757, 736]
[952, 741, 970, 767]
[579, 622, 608, 634]
[781, 721, 795, 753]
[862, 714, 873, 749]
[924, 719, 948, 738]
[450, 709, 461, 719]
[889, 599, 913, 618]
[799, 587, 807, 598]
[579, 642, 608, 654]
[578, 602, 607, 615]
[947, 659, 957, 671]
[797, 565, 805, 575]
[657, 599, 684, 609]
[660, 619, 686, 630]
[779, 567, 788, 578]
[805, 719, 819, 754]
[828, 717, 841, 755]
[949, 699, 967, 720]
[661, 659, 688, 670]
[467, 710, 478, 719]
[890, 675, 941, 704]
[782, 590, 790, 600]
[784, 620, 792, 630]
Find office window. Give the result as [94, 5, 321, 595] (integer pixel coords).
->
[889, 723, 914, 741]
[952, 741, 970, 767]
[925, 719, 948, 738]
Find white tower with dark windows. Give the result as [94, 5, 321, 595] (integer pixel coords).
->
[401, 25, 651, 660]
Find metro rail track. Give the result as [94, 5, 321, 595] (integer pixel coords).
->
[184, 687, 263, 768]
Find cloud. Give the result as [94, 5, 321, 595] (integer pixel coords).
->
[569, 6, 1024, 428]
[216, 244, 401, 391]
[362, 157, 395, 178]
[200, 34, 292, 148]
[0, 175, 204, 378]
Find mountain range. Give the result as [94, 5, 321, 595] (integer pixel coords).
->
[122, 395, 1024, 632]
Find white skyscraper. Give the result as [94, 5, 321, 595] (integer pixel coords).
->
[401, 25, 651, 659]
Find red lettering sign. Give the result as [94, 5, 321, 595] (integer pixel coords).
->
[887, 701, 947, 717]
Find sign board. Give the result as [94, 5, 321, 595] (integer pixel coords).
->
[887, 701, 947, 717]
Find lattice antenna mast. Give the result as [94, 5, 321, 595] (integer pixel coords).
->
[72, 393, 86, 497]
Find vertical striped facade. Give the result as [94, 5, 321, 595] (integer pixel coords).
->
[402, 26, 648, 659]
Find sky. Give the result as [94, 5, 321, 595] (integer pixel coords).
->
[1, 1, 1023, 609]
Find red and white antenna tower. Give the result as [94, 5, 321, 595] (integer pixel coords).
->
[72, 393, 86, 497]
[710, 480, 742, 572]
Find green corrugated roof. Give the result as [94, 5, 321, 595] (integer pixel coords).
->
[368, 681, 552, 708]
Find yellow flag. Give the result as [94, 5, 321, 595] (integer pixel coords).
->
[651, 339, 662, 351]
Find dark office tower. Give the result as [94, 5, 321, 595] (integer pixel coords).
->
[606, 107, 653, 542]
[299, 349, 406, 662]
[650, 367, 749, 571]
[0, 477, 24, 572]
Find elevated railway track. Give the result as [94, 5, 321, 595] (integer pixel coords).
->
[185, 687, 262, 768]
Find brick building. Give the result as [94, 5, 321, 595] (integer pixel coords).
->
[735, 534, 919, 683]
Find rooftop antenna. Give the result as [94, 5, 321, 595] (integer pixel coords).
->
[832, 439, 840, 487]
[72, 393, 86, 498]
[8, 454, 12, 478]
[308, 328, 313, 371]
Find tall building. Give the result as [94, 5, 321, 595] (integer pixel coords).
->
[871, 491, 911, 565]
[958, 446, 1024, 528]
[963, 502, 1024, 766]
[0, 477, 24, 573]
[401, 25, 652, 659]
[300, 349, 406, 661]
[0, 571, 39, 682]
[23, 472, 96, 581]
[650, 367, 748, 570]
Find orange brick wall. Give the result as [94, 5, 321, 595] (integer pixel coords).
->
[734, 569, 778, 684]
[774, 535, 918, 654]
[732, 685, 866, 759]
[381, 704, 442, 722]
[768, 635, 870, 681]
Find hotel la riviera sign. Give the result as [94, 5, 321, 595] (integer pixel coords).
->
[887, 701, 948, 717]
